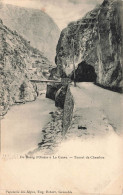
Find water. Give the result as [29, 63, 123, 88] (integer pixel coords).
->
[1, 95, 56, 154]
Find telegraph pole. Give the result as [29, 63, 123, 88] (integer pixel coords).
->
[71, 38, 76, 87]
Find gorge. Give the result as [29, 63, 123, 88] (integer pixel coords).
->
[1, 0, 123, 154]
[0, 3, 60, 63]
[0, 18, 53, 116]
[1, 1, 123, 194]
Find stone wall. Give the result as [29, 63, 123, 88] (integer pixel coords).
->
[46, 82, 74, 136]
[37, 85, 74, 153]
[55, 85, 68, 109]
[62, 85, 74, 136]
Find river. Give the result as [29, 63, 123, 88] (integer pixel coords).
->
[1, 95, 56, 155]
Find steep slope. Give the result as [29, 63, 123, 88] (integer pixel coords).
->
[55, 0, 123, 90]
[0, 19, 52, 116]
[0, 3, 60, 63]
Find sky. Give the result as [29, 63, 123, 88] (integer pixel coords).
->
[1, 0, 103, 30]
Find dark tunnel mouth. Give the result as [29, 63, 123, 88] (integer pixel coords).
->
[71, 61, 97, 82]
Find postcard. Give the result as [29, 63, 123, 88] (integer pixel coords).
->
[0, 0, 123, 194]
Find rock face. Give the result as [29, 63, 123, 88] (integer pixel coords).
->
[46, 82, 68, 109]
[0, 3, 60, 63]
[62, 86, 74, 135]
[55, 85, 68, 109]
[0, 19, 52, 115]
[56, 0, 123, 90]
[46, 83, 62, 100]
[48, 67, 60, 80]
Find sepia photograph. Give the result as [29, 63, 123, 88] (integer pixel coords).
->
[0, 0, 123, 194]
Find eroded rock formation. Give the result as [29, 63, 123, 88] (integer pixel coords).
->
[0, 19, 52, 115]
[55, 85, 68, 109]
[55, 0, 123, 90]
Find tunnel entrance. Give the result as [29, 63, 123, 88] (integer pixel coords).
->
[71, 61, 97, 82]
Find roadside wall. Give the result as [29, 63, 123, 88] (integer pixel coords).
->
[62, 85, 74, 135]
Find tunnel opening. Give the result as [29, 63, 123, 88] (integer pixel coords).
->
[71, 61, 97, 82]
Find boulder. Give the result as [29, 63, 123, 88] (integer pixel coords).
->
[55, 86, 68, 109]
[46, 83, 62, 100]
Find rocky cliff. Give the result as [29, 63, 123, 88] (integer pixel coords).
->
[0, 19, 52, 115]
[0, 3, 60, 63]
[55, 0, 123, 90]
